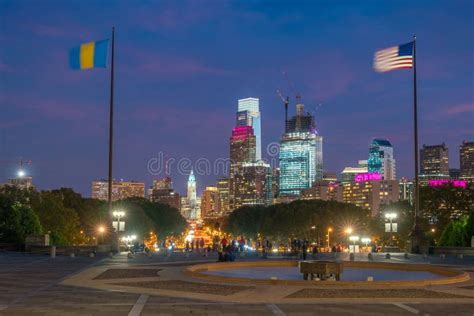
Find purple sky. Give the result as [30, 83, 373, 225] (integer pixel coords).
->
[1, 0, 473, 197]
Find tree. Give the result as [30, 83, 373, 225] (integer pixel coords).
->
[225, 200, 371, 245]
[378, 201, 423, 249]
[420, 184, 474, 233]
[0, 186, 42, 244]
[52, 188, 108, 237]
[115, 198, 186, 241]
[30, 191, 80, 245]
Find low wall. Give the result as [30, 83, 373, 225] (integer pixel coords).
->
[27, 245, 112, 255]
[431, 246, 474, 256]
[185, 260, 470, 287]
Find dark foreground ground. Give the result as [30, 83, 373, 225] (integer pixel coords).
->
[0, 251, 473, 316]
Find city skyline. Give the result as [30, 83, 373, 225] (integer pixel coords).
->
[1, 0, 473, 197]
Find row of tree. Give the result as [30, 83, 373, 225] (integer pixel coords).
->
[224, 199, 372, 245]
[220, 184, 473, 249]
[0, 186, 186, 245]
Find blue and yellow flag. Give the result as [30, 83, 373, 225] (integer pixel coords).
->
[69, 39, 109, 70]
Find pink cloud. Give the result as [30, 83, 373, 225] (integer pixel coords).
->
[120, 48, 232, 77]
[134, 2, 226, 31]
[446, 103, 474, 115]
[287, 51, 356, 102]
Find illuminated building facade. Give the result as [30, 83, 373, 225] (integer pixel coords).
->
[237, 97, 261, 161]
[279, 103, 323, 196]
[342, 179, 399, 216]
[231, 162, 271, 208]
[91, 180, 145, 201]
[5, 174, 34, 190]
[230, 126, 256, 163]
[302, 180, 342, 202]
[229, 125, 256, 210]
[201, 186, 220, 218]
[271, 168, 280, 202]
[460, 141, 474, 180]
[420, 143, 449, 180]
[341, 166, 368, 183]
[216, 178, 230, 215]
[184, 170, 199, 219]
[399, 177, 414, 205]
[148, 177, 181, 210]
[368, 139, 396, 180]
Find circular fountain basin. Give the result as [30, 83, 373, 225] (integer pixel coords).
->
[203, 266, 440, 281]
[185, 260, 469, 286]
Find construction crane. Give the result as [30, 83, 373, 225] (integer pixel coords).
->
[282, 71, 302, 104]
[0, 159, 31, 177]
[276, 89, 290, 133]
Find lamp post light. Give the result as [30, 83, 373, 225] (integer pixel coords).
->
[97, 225, 106, 244]
[310, 225, 316, 245]
[112, 210, 125, 252]
[385, 212, 397, 246]
[112, 210, 125, 231]
[344, 227, 353, 235]
[327, 228, 333, 250]
[349, 235, 359, 253]
[361, 237, 371, 251]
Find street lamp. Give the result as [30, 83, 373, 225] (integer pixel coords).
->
[349, 235, 359, 253]
[385, 212, 398, 246]
[112, 210, 125, 252]
[327, 228, 333, 249]
[361, 237, 371, 251]
[345, 227, 353, 235]
[113, 210, 125, 231]
[97, 225, 106, 244]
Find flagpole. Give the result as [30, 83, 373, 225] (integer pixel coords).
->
[411, 34, 422, 253]
[108, 27, 115, 225]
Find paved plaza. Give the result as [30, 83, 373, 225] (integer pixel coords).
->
[0, 251, 474, 315]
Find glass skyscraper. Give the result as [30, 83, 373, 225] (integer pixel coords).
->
[368, 139, 396, 180]
[238, 98, 261, 161]
[279, 103, 323, 196]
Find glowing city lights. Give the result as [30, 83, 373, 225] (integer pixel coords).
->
[354, 172, 382, 182]
[428, 179, 466, 188]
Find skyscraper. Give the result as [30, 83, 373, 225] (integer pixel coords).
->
[460, 141, 474, 180]
[229, 125, 256, 210]
[228, 107, 271, 210]
[368, 139, 396, 180]
[231, 162, 271, 208]
[201, 186, 220, 218]
[420, 143, 449, 179]
[216, 178, 230, 214]
[229, 126, 256, 163]
[148, 177, 181, 210]
[279, 102, 323, 196]
[237, 97, 261, 161]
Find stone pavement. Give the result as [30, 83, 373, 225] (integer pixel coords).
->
[1, 251, 474, 315]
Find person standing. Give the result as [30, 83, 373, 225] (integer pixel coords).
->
[199, 238, 205, 252]
[302, 239, 308, 261]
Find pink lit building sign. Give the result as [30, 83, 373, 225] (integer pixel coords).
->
[354, 172, 382, 182]
[428, 179, 467, 188]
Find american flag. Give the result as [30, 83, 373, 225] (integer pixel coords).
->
[374, 41, 414, 73]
